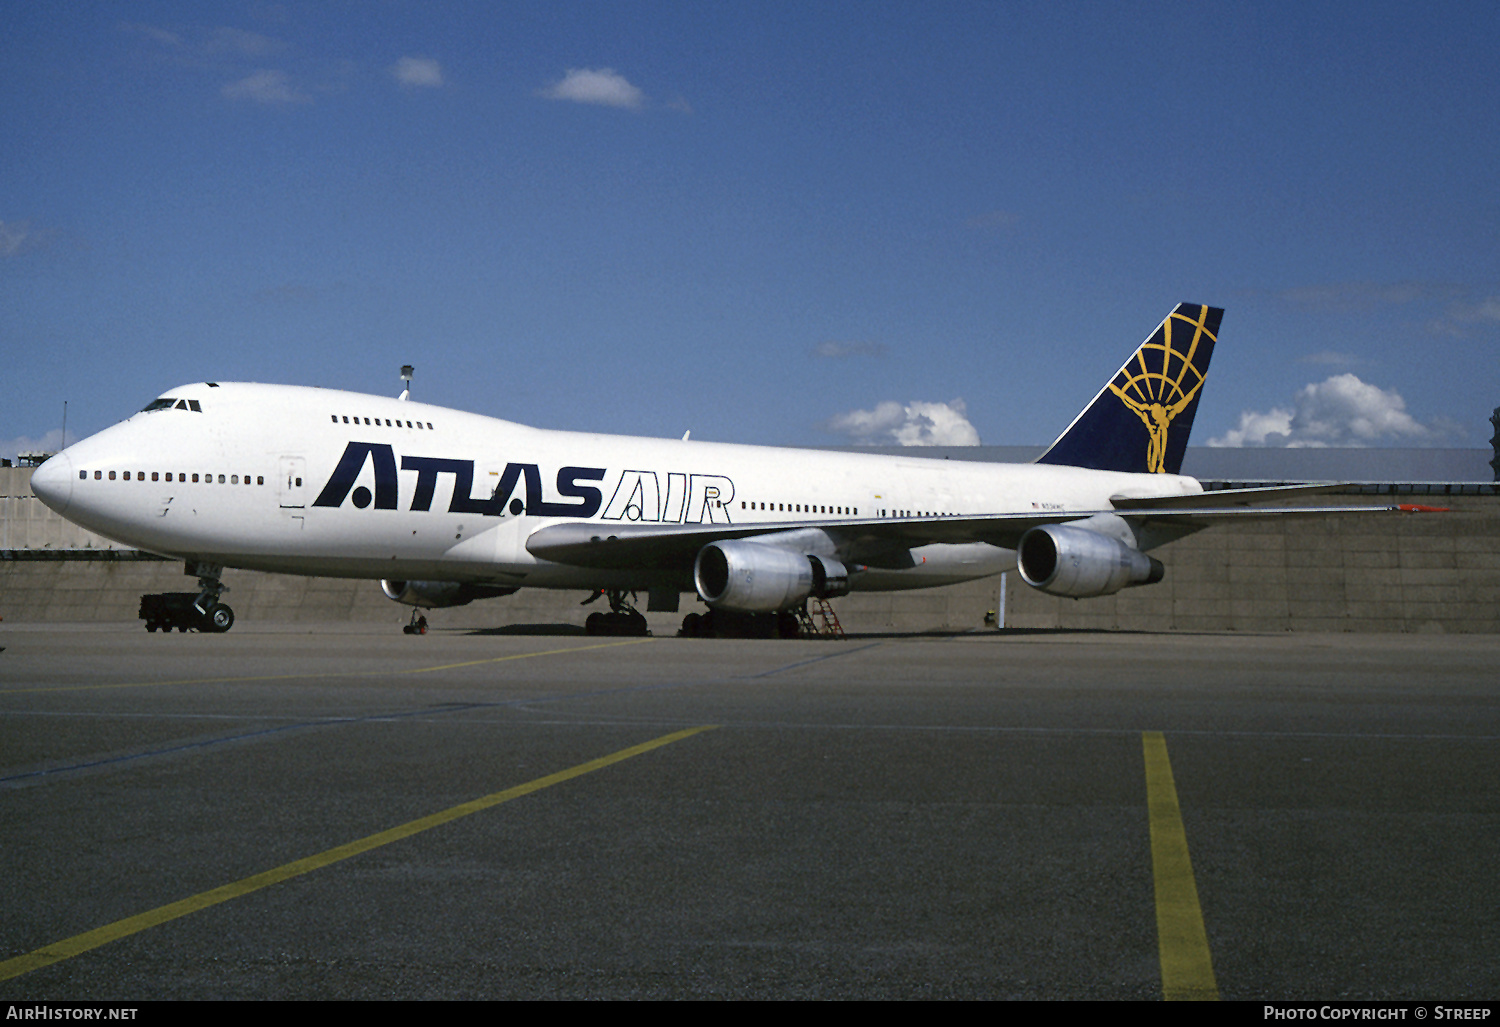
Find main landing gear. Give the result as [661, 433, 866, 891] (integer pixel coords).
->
[679, 608, 801, 639]
[582, 589, 650, 636]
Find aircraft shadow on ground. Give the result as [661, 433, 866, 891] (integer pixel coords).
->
[462, 623, 589, 636]
[452, 625, 1170, 639]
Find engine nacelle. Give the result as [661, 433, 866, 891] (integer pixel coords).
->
[1016, 524, 1164, 599]
[694, 540, 851, 613]
[380, 580, 518, 609]
[809, 553, 851, 599]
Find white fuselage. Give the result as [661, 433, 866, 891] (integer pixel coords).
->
[30, 382, 1204, 594]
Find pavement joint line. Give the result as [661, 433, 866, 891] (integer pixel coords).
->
[0, 718, 356, 785]
[3, 647, 709, 786]
[0, 724, 718, 982]
[743, 641, 885, 678]
[0, 636, 656, 695]
[1143, 730, 1219, 1002]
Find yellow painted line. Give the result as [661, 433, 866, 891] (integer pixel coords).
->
[0, 636, 655, 694]
[391, 637, 655, 674]
[0, 723, 715, 981]
[1143, 731, 1219, 1001]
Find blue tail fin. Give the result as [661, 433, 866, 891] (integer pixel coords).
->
[1035, 303, 1221, 475]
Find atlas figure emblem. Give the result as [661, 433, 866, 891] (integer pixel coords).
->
[1106, 308, 1215, 473]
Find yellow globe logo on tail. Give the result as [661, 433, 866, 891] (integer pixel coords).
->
[1036, 303, 1222, 476]
[1105, 305, 1218, 473]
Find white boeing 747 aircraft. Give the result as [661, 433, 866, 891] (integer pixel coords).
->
[29, 304, 1408, 635]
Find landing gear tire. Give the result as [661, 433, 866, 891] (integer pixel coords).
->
[206, 603, 235, 633]
[183, 561, 232, 633]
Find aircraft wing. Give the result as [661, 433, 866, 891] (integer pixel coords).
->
[525, 512, 1086, 572]
[525, 491, 1424, 572]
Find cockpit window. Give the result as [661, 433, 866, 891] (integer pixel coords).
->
[141, 398, 203, 413]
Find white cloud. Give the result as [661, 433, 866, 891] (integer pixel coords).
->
[540, 68, 645, 110]
[392, 56, 443, 88]
[814, 340, 887, 359]
[123, 23, 346, 105]
[1274, 280, 1500, 338]
[119, 22, 184, 49]
[1207, 374, 1458, 448]
[203, 27, 286, 59]
[0, 220, 53, 257]
[121, 22, 288, 64]
[1210, 407, 1298, 448]
[965, 209, 1018, 230]
[1297, 350, 1363, 368]
[1439, 295, 1500, 330]
[824, 399, 981, 447]
[0, 221, 30, 257]
[2, 429, 67, 464]
[1469, 297, 1500, 322]
[1278, 281, 1462, 311]
[222, 68, 309, 104]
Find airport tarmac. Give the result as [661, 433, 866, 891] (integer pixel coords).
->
[0, 622, 1496, 1000]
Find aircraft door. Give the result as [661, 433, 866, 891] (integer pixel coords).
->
[278, 456, 307, 508]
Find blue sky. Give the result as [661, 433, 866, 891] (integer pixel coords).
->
[4, 1, 1498, 462]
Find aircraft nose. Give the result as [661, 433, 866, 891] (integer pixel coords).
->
[29, 450, 74, 516]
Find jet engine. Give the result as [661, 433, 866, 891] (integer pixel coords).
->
[1016, 524, 1164, 599]
[693, 540, 851, 613]
[380, 580, 518, 609]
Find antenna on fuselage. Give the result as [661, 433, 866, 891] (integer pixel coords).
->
[399, 365, 414, 401]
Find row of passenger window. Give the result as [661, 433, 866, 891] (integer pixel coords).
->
[738, 501, 952, 519]
[80, 470, 265, 485]
[332, 415, 435, 430]
[741, 501, 860, 516]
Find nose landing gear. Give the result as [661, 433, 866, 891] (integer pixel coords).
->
[137, 562, 236, 633]
[188, 561, 234, 633]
